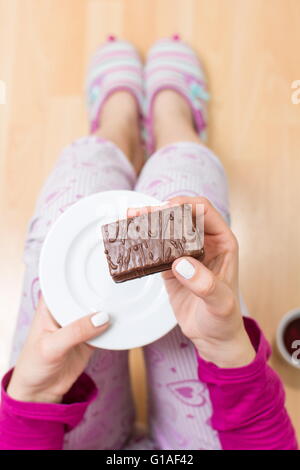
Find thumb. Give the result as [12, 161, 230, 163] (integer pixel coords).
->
[172, 257, 233, 314]
[52, 311, 111, 355]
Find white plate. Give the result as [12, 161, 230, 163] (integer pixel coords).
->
[39, 190, 177, 350]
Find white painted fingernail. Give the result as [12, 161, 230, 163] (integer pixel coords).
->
[175, 259, 195, 279]
[91, 311, 110, 327]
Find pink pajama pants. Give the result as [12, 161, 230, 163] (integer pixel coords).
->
[8, 136, 234, 450]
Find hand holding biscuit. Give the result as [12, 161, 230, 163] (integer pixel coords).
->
[162, 196, 256, 368]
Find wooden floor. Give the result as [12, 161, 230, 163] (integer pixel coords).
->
[0, 0, 300, 442]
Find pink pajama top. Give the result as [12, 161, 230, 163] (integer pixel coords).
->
[0, 317, 298, 450]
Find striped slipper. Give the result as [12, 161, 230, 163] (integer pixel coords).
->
[143, 35, 210, 155]
[86, 36, 144, 134]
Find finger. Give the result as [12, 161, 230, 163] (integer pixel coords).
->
[127, 207, 149, 218]
[167, 196, 229, 236]
[161, 269, 174, 281]
[34, 296, 61, 332]
[52, 311, 111, 355]
[127, 201, 170, 218]
[172, 257, 233, 314]
[127, 197, 229, 237]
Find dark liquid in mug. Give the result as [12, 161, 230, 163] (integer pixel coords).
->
[283, 317, 300, 355]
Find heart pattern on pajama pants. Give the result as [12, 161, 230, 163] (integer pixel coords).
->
[8, 135, 238, 450]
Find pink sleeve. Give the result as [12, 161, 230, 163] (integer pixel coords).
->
[0, 367, 99, 450]
[196, 317, 298, 450]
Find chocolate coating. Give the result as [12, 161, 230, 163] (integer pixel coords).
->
[101, 203, 204, 283]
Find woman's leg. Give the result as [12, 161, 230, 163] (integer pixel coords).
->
[135, 90, 231, 450]
[9, 92, 143, 450]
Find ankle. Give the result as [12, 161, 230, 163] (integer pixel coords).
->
[95, 91, 139, 155]
[99, 91, 139, 130]
[152, 90, 202, 150]
[153, 90, 193, 124]
[94, 90, 144, 174]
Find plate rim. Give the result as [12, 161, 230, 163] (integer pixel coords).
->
[39, 190, 177, 350]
